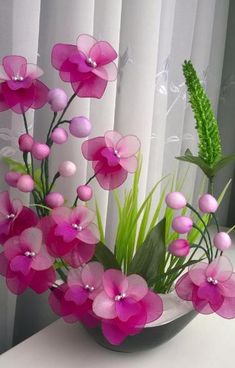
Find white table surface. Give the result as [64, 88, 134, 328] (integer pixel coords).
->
[0, 314, 235, 368]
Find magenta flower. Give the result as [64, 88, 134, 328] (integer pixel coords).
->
[0, 191, 38, 244]
[0, 55, 49, 113]
[82, 131, 140, 190]
[51, 206, 99, 244]
[51, 34, 117, 99]
[176, 256, 235, 318]
[0, 227, 55, 294]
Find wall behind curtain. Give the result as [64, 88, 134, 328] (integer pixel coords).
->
[0, 0, 230, 353]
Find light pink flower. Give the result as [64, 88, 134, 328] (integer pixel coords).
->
[0, 227, 55, 294]
[0, 191, 38, 244]
[0, 55, 49, 113]
[51, 34, 117, 99]
[51, 206, 100, 244]
[82, 130, 140, 190]
[176, 256, 235, 318]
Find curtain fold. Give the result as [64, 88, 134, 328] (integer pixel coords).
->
[0, 0, 230, 352]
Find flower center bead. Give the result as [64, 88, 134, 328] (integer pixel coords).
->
[12, 75, 24, 81]
[114, 149, 121, 159]
[72, 224, 83, 231]
[24, 251, 36, 257]
[84, 284, 95, 292]
[207, 276, 218, 285]
[6, 213, 15, 219]
[86, 57, 97, 68]
[114, 292, 126, 301]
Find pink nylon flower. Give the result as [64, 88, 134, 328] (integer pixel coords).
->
[0, 191, 38, 244]
[51, 206, 100, 245]
[0, 55, 49, 113]
[51, 34, 117, 99]
[176, 256, 235, 318]
[82, 131, 140, 190]
[0, 227, 55, 294]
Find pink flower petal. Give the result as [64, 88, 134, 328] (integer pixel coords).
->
[89, 41, 117, 65]
[64, 285, 88, 305]
[63, 242, 95, 268]
[206, 256, 233, 282]
[30, 80, 49, 109]
[103, 269, 128, 298]
[26, 64, 43, 79]
[81, 262, 104, 290]
[10, 255, 32, 275]
[29, 267, 56, 294]
[70, 206, 95, 228]
[102, 319, 127, 345]
[77, 223, 100, 244]
[20, 227, 42, 254]
[197, 283, 224, 311]
[93, 291, 116, 319]
[31, 244, 54, 271]
[175, 273, 194, 301]
[51, 43, 78, 70]
[48, 284, 67, 316]
[6, 268, 32, 295]
[116, 297, 141, 322]
[116, 135, 141, 158]
[119, 156, 138, 173]
[189, 262, 208, 286]
[216, 297, 235, 319]
[55, 223, 77, 243]
[11, 199, 23, 216]
[12, 206, 38, 236]
[67, 268, 83, 287]
[141, 290, 163, 323]
[92, 62, 117, 81]
[218, 273, 235, 297]
[76, 34, 97, 57]
[52, 207, 71, 224]
[117, 308, 147, 336]
[4, 236, 22, 260]
[3, 55, 27, 79]
[82, 136, 106, 161]
[0, 191, 12, 215]
[72, 75, 108, 99]
[94, 160, 128, 190]
[46, 226, 77, 257]
[126, 274, 148, 301]
[104, 131, 122, 149]
[192, 287, 214, 315]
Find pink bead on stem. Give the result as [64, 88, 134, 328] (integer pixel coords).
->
[76, 185, 93, 201]
[5, 171, 21, 187]
[165, 192, 187, 210]
[172, 216, 193, 234]
[17, 175, 34, 192]
[69, 116, 92, 138]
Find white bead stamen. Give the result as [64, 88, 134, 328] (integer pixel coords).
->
[115, 292, 126, 301]
[114, 149, 121, 159]
[85, 284, 95, 292]
[207, 276, 218, 285]
[6, 213, 15, 219]
[87, 57, 97, 68]
[72, 224, 83, 231]
[24, 251, 36, 257]
[12, 75, 24, 81]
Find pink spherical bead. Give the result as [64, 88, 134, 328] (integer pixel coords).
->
[48, 88, 68, 112]
[76, 185, 93, 202]
[18, 134, 34, 152]
[32, 142, 50, 160]
[172, 216, 193, 234]
[5, 171, 21, 187]
[213, 232, 232, 251]
[51, 128, 68, 144]
[198, 194, 218, 213]
[45, 192, 64, 209]
[59, 161, 77, 177]
[165, 192, 187, 210]
[69, 116, 92, 138]
[169, 239, 190, 257]
[17, 175, 34, 192]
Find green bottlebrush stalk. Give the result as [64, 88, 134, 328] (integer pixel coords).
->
[183, 60, 222, 166]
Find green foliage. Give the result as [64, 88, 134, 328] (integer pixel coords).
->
[93, 242, 121, 270]
[3, 157, 27, 173]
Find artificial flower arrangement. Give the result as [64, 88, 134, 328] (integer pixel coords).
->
[0, 34, 235, 350]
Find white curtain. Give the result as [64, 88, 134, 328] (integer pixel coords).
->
[0, 0, 229, 353]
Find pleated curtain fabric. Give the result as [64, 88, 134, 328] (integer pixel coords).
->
[0, 0, 230, 352]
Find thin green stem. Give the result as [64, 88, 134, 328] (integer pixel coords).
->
[192, 224, 211, 261]
[56, 268, 67, 282]
[57, 93, 77, 124]
[22, 111, 29, 134]
[47, 172, 60, 194]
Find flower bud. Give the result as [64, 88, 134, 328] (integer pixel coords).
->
[32, 142, 50, 160]
[59, 161, 77, 177]
[169, 239, 190, 257]
[51, 128, 68, 144]
[76, 185, 93, 201]
[48, 88, 68, 112]
[18, 134, 34, 152]
[198, 194, 218, 213]
[172, 216, 193, 234]
[45, 192, 64, 208]
[213, 232, 232, 251]
[69, 116, 92, 138]
[165, 192, 187, 210]
[5, 171, 21, 187]
[17, 175, 34, 192]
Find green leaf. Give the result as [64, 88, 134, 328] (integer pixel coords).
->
[93, 242, 121, 270]
[127, 219, 166, 286]
[95, 201, 105, 243]
[176, 153, 214, 178]
[3, 157, 27, 173]
[213, 154, 235, 173]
